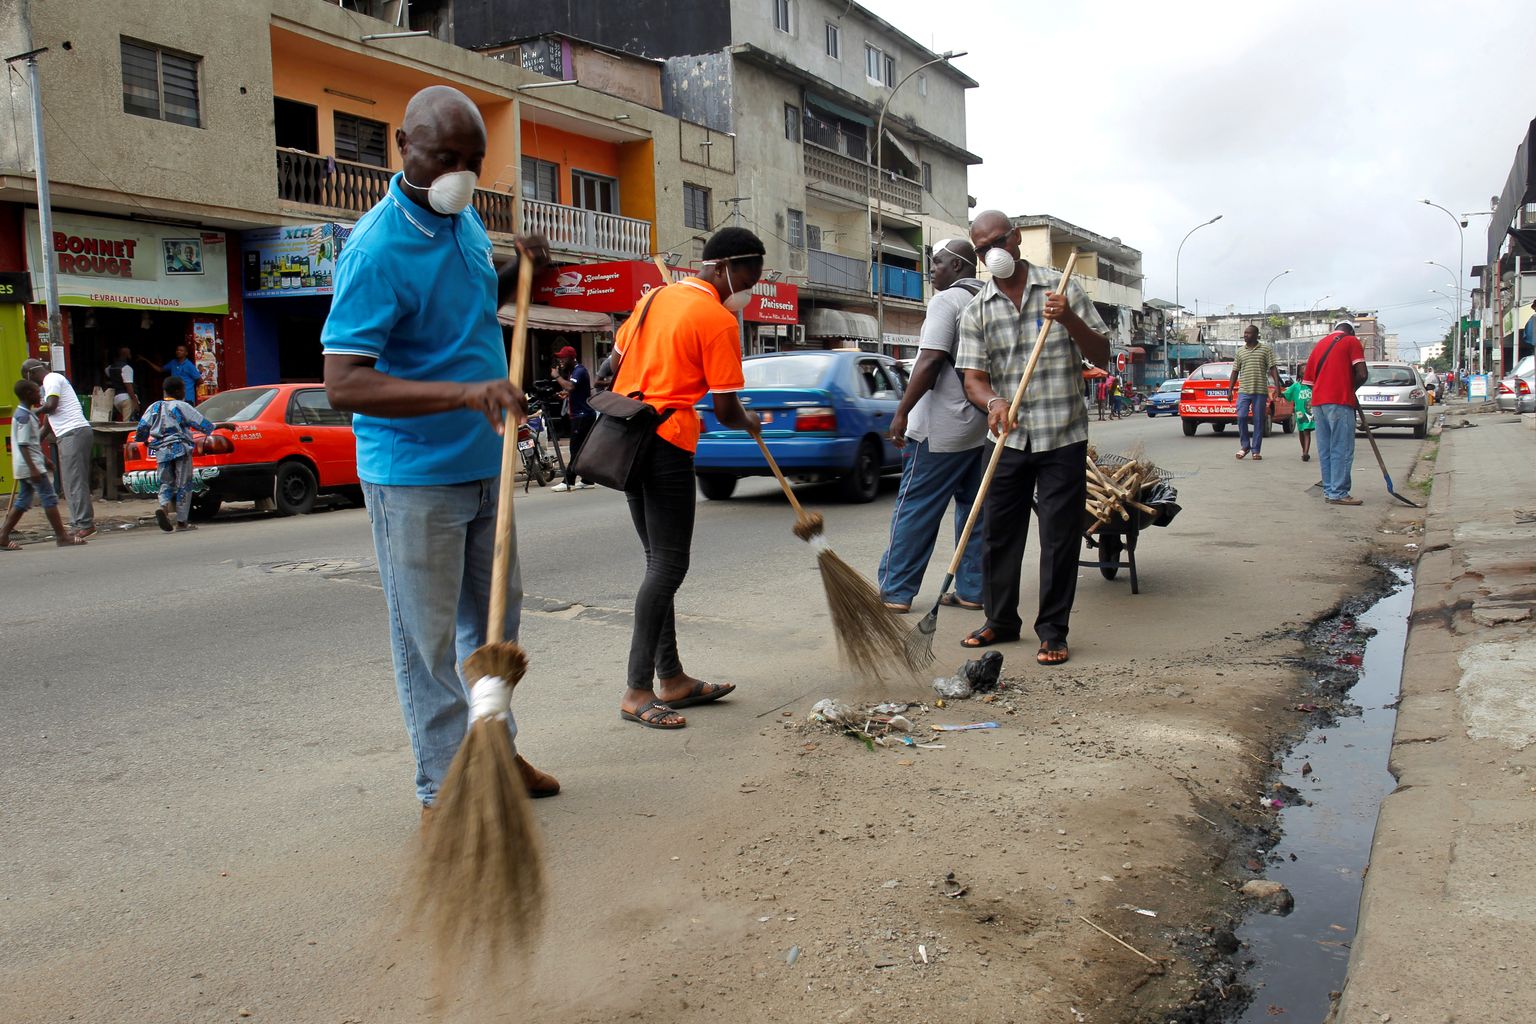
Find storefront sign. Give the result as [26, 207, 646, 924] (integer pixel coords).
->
[0, 271, 32, 303]
[24, 210, 229, 314]
[242, 223, 352, 297]
[534, 260, 799, 324]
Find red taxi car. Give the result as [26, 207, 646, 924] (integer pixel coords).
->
[1178, 361, 1294, 437]
[123, 383, 360, 518]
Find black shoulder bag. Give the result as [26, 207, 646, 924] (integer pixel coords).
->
[570, 287, 675, 491]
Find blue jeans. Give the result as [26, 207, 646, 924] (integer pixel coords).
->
[1313, 404, 1357, 500]
[877, 440, 985, 605]
[362, 479, 522, 805]
[1236, 392, 1267, 453]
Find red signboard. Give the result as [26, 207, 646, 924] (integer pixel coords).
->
[533, 260, 798, 324]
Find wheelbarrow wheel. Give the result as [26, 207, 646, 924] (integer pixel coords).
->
[1098, 533, 1123, 579]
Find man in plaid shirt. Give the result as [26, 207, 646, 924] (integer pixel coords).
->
[954, 210, 1110, 664]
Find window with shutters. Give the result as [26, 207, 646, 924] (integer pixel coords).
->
[520, 156, 559, 203]
[772, 0, 793, 33]
[334, 112, 389, 167]
[683, 184, 711, 230]
[121, 38, 202, 127]
[784, 103, 801, 143]
[825, 22, 841, 59]
[806, 224, 822, 251]
[883, 54, 896, 87]
[787, 209, 805, 249]
[572, 170, 619, 214]
[865, 44, 882, 84]
[922, 161, 933, 193]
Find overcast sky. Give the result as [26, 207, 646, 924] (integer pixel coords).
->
[868, 0, 1535, 354]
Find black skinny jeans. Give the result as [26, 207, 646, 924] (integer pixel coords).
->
[564, 414, 595, 486]
[624, 437, 697, 690]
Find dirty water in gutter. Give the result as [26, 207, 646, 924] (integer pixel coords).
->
[1228, 565, 1413, 1022]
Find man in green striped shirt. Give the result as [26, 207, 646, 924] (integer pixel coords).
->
[1228, 324, 1282, 460]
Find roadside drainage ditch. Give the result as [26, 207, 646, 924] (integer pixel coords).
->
[1228, 564, 1413, 1022]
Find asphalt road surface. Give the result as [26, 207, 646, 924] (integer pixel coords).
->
[1, 410, 1420, 1022]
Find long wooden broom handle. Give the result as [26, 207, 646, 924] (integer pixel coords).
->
[944, 251, 1080, 577]
[754, 434, 810, 518]
[487, 252, 535, 646]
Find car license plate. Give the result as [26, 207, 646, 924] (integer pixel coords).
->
[517, 439, 535, 451]
[1207, 389, 1230, 399]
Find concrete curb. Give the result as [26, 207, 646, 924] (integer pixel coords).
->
[1332, 418, 1536, 1023]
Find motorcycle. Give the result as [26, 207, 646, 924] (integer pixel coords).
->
[517, 379, 568, 491]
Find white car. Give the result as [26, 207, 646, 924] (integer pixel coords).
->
[1356, 362, 1429, 438]
[1496, 354, 1534, 414]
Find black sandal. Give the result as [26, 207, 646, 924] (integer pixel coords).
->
[961, 626, 1018, 649]
[666, 679, 735, 709]
[1036, 642, 1070, 666]
[621, 699, 686, 729]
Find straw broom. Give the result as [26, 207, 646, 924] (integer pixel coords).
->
[413, 250, 544, 970]
[648, 255, 910, 679]
[905, 251, 1081, 670]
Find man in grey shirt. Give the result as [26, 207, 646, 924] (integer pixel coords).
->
[877, 238, 987, 612]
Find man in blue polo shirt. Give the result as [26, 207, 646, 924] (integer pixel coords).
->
[323, 85, 557, 811]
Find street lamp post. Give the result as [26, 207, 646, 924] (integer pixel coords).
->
[1310, 293, 1330, 310]
[1173, 214, 1222, 378]
[1262, 268, 1292, 315]
[872, 50, 965, 351]
[1420, 199, 1465, 377]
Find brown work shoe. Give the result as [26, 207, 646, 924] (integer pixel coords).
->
[419, 802, 434, 833]
[1326, 495, 1363, 506]
[516, 755, 561, 798]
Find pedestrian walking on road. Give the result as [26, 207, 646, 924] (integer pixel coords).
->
[877, 237, 986, 614]
[550, 342, 594, 492]
[1304, 320, 1368, 505]
[23, 358, 95, 539]
[1283, 375, 1314, 461]
[610, 227, 764, 729]
[134, 376, 215, 532]
[954, 210, 1111, 664]
[322, 85, 559, 808]
[0, 380, 87, 550]
[1095, 374, 1109, 420]
[1109, 374, 1125, 419]
[1229, 324, 1282, 460]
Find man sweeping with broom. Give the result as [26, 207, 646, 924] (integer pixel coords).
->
[322, 85, 559, 813]
[953, 210, 1110, 663]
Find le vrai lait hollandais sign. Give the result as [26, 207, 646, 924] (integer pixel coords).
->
[24, 210, 230, 314]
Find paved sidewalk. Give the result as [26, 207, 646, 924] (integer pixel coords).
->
[1335, 415, 1536, 1023]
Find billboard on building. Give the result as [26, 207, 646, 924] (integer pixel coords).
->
[241, 223, 352, 297]
[533, 260, 799, 323]
[24, 210, 229, 314]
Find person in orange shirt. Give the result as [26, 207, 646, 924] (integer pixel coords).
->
[610, 227, 765, 728]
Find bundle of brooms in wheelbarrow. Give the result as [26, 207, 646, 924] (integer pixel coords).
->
[1083, 446, 1181, 534]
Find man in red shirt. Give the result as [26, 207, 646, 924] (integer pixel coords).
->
[1303, 320, 1369, 505]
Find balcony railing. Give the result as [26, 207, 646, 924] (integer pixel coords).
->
[807, 249, 869, 292]
[804, 142, 922, 213]
[872, 264, 923, 301]
[276, 149, 514, 233]
[522, 198, 650, 259]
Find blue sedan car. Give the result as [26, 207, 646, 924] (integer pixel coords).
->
[694, 350, 906, 502]
[1144, 378, 1183, 417]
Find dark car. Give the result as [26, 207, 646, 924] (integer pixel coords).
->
[693, 350, 906, 502]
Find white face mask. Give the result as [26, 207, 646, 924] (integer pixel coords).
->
[708, 261, 754, 312]
[404, 169, 477, 215]
[983, 246, 1018, 280]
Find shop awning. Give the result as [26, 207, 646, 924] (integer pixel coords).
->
[806, 308, 878, 341]
[878, 235, 921, 259]
[499, 303, 613, 332]
[806, 92, 872, 127]
[881, 128, 919, 167]
[1126, 346, 1146, 359]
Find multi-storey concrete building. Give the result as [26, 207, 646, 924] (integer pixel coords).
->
[0, 0, 768, 416]
[423, 0, 980, 356]
[1193, 307, 1386, 369]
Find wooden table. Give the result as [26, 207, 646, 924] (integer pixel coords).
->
[90, 423, 139, 501]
